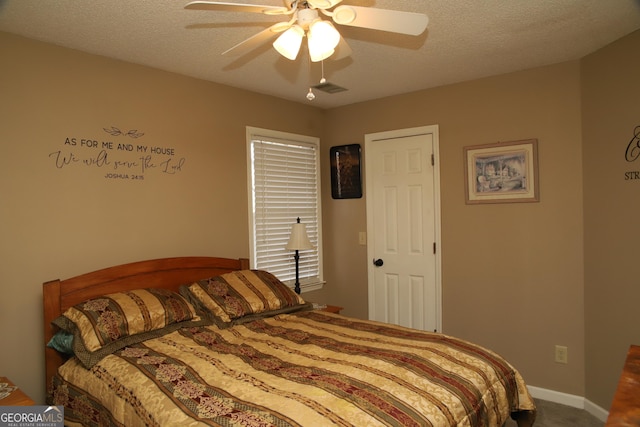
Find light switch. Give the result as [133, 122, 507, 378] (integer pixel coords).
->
[358, 231, 367, 245]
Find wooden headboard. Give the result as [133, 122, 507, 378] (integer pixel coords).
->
[42, 256, 249, 401]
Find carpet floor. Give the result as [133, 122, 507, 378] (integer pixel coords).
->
[504, 399, 604, 427]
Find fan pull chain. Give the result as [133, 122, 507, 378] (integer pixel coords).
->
[306, 88, 316, 100]
[306, 55, 316, 101]
[320, 60, 326, 84]
[306, 60, 328, 101]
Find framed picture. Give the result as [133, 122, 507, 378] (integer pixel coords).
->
[330, 144, 362, 199]
[464, 139, 539, 204]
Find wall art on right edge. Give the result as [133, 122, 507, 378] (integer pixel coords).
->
[330, 144, 362, 199]
[464, 139, 539, 204]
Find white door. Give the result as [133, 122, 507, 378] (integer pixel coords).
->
[365, 126, 441, 332]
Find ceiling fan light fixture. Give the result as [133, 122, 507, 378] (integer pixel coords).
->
[307, 20, 340, 62]
[297, 8, 319, 28]
[185, 1, 429, 61]
[273, 25, 304, 60]
[309, 46, 335, 62]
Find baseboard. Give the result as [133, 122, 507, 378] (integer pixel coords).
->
[584, 399, 610, 423]
[527, 386, 609, 422]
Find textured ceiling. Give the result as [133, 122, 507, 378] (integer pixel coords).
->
[1, 0, 639, 109]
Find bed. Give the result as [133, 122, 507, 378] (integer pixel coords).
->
[43, 256, 536, 426]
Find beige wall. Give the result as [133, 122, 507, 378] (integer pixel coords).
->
[0, 32, 324, 403]
[582, 30, 640, 408]
[2, 28, 638, 410]
[322, 61, 586, 397]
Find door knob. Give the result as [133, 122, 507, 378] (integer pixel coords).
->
[373, 258, 384, 267]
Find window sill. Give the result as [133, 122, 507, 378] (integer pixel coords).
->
[286, 280, 325, 293]
[301, 280, 325, 293]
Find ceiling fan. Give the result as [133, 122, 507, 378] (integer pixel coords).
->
[184, 0, 429, 62]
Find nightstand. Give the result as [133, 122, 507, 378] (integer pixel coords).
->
[321, 305, 343, 314]
[0, 377, 35, 406]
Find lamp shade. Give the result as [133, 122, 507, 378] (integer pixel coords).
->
[273, 25, 304, 60]
[307, 20, 340, 62]
[285, 222, 314, 250]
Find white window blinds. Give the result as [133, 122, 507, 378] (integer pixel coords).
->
[247, 128, 323, 290]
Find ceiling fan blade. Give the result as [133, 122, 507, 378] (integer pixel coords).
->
[307, 0, 343, 9]
[222, 21, 291, 56]
[331, 5, 428, 36]
[332, 37, 351, 60]
[184, 1, 289, 15]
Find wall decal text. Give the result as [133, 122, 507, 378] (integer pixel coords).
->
[48, 127, 185, 181]
[624, 125, 640, 181]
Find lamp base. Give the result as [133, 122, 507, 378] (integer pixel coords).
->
[294, 250, 301, 294]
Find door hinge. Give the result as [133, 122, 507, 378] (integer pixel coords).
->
[433, 242, 436, 254]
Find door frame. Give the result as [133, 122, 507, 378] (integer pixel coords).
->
[364, 125, 442, 332]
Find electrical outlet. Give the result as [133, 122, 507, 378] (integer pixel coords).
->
[555, 345, 568, 364]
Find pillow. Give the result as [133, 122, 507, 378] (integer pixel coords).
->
[47, 330, 74, 355]
[52, 288, 207, 368]
[181, 270, 310, 328]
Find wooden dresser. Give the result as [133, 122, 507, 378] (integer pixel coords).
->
[606, 345, 640, 426]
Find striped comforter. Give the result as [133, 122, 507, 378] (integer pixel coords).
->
[52, 310, 536, 426]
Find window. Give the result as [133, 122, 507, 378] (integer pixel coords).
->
[246, 127, 324, 292]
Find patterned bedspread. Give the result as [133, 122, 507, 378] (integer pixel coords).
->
[52, 311, 536, 426]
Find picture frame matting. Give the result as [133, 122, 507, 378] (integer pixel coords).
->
[463, 139, 539, 204]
